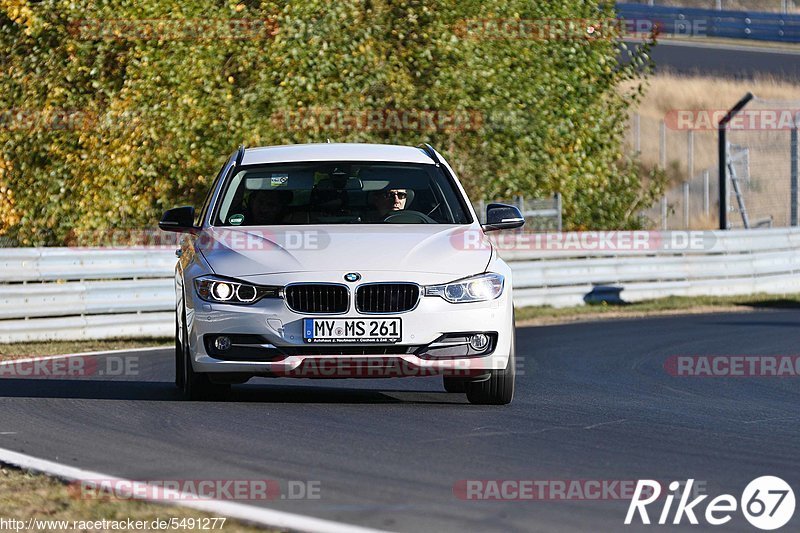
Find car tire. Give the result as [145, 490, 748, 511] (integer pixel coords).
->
[179, 305, 230, 401]
[175, 318, 185, 389]
[442, 376, 467, 393]
[465, 320, 515, 405]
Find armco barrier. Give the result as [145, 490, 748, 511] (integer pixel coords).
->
[0, 247, 177, 343]
[616, 3, 800, 42]
[1, 227, 799, 342]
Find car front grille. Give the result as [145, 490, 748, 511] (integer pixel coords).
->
[285, 284, 349, 314]
[356, 283, 420, 313]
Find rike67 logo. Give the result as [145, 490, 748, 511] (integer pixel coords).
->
[626, 477, 795, 530]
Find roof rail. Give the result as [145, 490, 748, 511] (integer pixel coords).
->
[417, 143, 441, 166]
[235, 144, 246, 167]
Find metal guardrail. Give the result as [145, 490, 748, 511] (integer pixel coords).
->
[1, 227, 799, 342]
[616, 2, 800, 42]
[0, 248, 177, 343]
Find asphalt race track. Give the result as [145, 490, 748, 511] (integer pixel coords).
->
[1, 310, 799, 532]
[623, 40, 800, 79]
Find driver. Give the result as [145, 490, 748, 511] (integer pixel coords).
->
[247, 189, 293, 225]
[371, 188, 407, 218]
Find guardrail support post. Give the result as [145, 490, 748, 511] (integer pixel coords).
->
[555, 193, 562, 232]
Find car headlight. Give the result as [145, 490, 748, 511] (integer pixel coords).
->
[424, 273, 504, 303]
[194, 275, 281, 305]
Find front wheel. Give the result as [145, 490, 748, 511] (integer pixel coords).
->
[178, 307, 230, 401]
[465, 323, 515, 405]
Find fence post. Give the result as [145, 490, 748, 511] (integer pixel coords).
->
[682, 181, 690, 228]
[792, 113, 798, 226]
[719, 129, 727, 229]
[687, 130, 694, 181]
[661, 196, 668, 230]
[718, 92, 754, 229]
[703, 169, 710, 218]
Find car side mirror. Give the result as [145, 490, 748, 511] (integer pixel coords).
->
[159, 206, 197, 233]
[482, 203, 525, 232]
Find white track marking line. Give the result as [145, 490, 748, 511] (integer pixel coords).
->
[0, 346, 171, 367]
[0, 446, 389, 533]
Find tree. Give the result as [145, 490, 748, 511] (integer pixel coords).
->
[0, 0, 660, 245]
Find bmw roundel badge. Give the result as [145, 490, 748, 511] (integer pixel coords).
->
[344, 272, 361, 282]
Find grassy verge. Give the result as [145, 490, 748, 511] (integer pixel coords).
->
[0, 338, 171, 361]
[0, 465, 268, 532]
[516, 293, 800, 325]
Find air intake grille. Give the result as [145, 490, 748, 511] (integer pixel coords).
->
[356, 284, 419, 313]
[285, 284, 349, 314]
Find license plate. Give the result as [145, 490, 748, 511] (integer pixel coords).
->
[303, 318, 402, 343]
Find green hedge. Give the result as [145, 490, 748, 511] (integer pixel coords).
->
[0, 0, 662, 245]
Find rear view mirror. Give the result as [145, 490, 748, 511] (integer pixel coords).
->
[482, 203, 525, 232]
[159, 206, 197, 233]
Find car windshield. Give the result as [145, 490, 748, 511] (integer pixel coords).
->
[212, 162, 472, 226]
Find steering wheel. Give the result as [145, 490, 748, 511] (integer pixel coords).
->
[383, 210, 436, 224]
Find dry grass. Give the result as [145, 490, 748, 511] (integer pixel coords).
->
[631, 72, 800, 123]
[0, 338, 171, 361]
[0, 466, 269, 532]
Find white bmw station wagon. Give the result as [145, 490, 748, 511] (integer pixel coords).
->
[159, 143, 524, 404]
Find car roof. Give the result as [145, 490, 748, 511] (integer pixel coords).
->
[240, 143, 436, 166]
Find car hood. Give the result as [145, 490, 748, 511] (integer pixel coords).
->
[196, 225, 492, 277]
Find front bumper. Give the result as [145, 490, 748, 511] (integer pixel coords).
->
[185, 272, 514, 378]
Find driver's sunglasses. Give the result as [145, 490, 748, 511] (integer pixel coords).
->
[384, 191, 408, 200]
